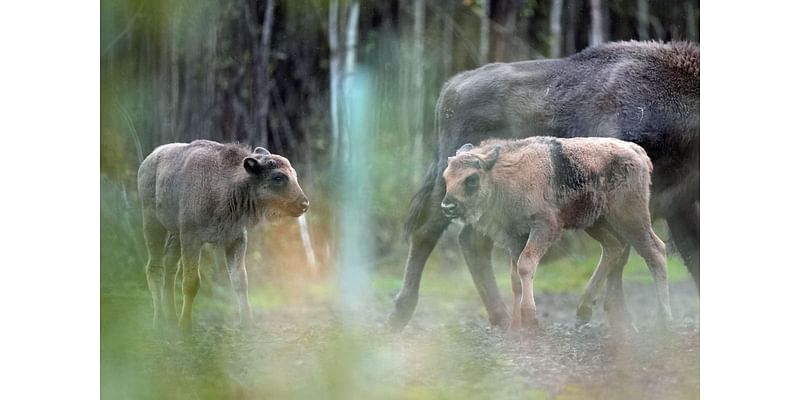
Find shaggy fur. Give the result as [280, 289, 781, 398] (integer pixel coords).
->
[390, 40, 699, 331]
[442, 137, 671, 329]
[137, 139, 309, 332]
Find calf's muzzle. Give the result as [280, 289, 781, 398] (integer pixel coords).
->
[441, 195, 462, 219]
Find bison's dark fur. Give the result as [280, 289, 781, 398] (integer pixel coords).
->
[389, 40, 699, 330]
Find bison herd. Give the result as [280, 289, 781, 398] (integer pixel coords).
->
[137, 40, 699, 335]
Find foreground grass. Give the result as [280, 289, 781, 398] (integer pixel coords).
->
[102, 252, 697, 400]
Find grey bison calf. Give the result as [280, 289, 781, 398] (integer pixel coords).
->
[137, 140, 309, 332]
[442, 137, 671, 330]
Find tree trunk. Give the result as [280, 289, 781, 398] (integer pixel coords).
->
[411, 0, 425, 176]
[637, 0, 650, 40]
[205, 13, 218, 143]
[550, 0, 563, 58]
[256, 0, 276, 147]
[686, 1, 697, 42]
[342, 1, 360, 161]
[491, 0, 520, 62]
[565, 0, 577, 55]
[441, 0, 454, 77]
[328, 0, 341, 160]
[479, 0, 491, 65]
[589, 0, 605, 47]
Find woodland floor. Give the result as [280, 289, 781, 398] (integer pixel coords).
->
[101, 262, 699, 400]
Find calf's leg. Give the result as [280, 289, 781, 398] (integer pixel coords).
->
[459, 225, 509, 327]
[516, 219, 561, 330]
[603, 245, 635, 330]
[162, 233, 181, 325]
[509, 256, 523, 330]
[143, 216, 167, 329]
[612, 210, 673, 324]
[577, 221, 627, 326]
[178, 237, 202, 333]
[225, 233, 252, 326]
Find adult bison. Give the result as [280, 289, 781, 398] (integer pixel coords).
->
[138, 140, 309, 333]
[388, 40, 699, 330]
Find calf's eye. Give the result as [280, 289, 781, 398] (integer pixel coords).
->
[464, 174, 479, 193]
[272, 175, 286, 184]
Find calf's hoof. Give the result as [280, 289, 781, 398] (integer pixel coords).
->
[575, 305, 593, 327]
[574, 318, 590, 329]
[507, 316, 522, 332]
[521, 309, 540, 331]
[178, 318, 192, 336]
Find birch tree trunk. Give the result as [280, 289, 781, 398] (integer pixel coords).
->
[479, 0, 491, 65]
[256, 0, 276, 147]
[637, 0, 650, 40]
[589, 0, 605, 47]
[328, 0, 341, 160]
[342, 1, 360, 162]
[550, 0, 563, 58]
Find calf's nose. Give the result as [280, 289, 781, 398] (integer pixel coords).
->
[441, 196, 460, 216]
[300, 199, 310, 212]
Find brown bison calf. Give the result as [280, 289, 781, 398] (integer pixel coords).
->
[442, 137, 671, 330]
[137, 140, 309, 332]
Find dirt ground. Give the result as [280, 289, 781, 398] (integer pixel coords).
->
[101, 273, 698, 400]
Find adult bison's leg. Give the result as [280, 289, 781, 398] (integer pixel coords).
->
[667, 200, 700, 293]
[387, 164, 450, 331]
[225, 232, 252, 326]
[143, 215, 167, 329]
[459, 225, 509, 327]
[178, 237, 202, 334]
[162, 233, 181, 325]
[387, 214, 450, 331]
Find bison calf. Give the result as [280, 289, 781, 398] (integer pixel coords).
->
[442, 137, 671, 330]
[137, 140, 309, 332]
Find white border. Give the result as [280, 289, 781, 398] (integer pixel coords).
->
[704, 1, 800, 398]
[0, 2, 99, 398]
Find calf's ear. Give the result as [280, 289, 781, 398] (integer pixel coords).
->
[243, 157, 261, 175]
[456, 143, 474, 155]
[480, 145, 501, 170]
[254, 147, 270, 155]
